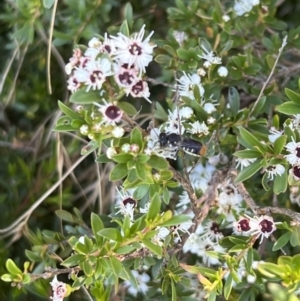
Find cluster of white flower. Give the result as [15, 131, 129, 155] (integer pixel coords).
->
[183, 220, 226, 266]
[65, 25, 156, 103]
[123, 270, 150, 296]
[233, 0, 260, 16]
[233, 215, 278, 244]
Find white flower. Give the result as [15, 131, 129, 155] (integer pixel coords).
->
[140, 202, 150, 214]
[198, 45, 222, 65]
[126, 79, 152, 103]
[73, 58, 113, 92]
[183, 233, 202, 254]
[207, 116, 216, 124]
[152, 227, 170, 246]
[187, 163, 215, 192]
[67, 76, 81, 93]
[176, 191, 191, 212]
[50, 276, 68, 301]
[292, 114, 300, 130]
[217, 66, 228, 77]
[94, 101, 123, 125]
[217, 183, 243, 223]
[234, 215, 278, 244]
[115, 187, 136, 221]
[265, 164, 285, 180]
[124, 270, 150, 296]
[112, 126, 125, 138]
[236, 157, 256, 170]
[197, 68, 206, 77]
[233, 0, 255, 16]
[111, 25, 156, 73]
[268, 127, 283, 143]
[172, 213, 194, 243]
[80, 125, 89, 136]
[222, 15, 230, 22]
[290, 165, 300, 181]
[106, 147, 117, 159]
[165, 109, 185, 135]
[180, 106, 194, 119]
[121, 143, 131, 153]
[187, 121, 209, 136]
[203, 103, 216, 114]
[173, 30, 187, 46]
[176, 72, 205, 100]
[285, 138, 300, 165]
[196, 220, 224, 242]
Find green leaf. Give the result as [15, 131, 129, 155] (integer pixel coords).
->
[171, 280, 177, 301]
[82, 260, 93, 277]
[273, 167, 287, 194]
[155, 54, 171, 65]
[124, 3, 133, 28]
[91, 213, 104, 243]
[290, 229, 300, 247]
[58, 101, 84, 121]
[177, 48, 190, 60]
[252, 96, 266, 117]
[110, 257, 122, 276]
[224, 273, 233, 300]
[141, 239, 162, 257]
[162, 188, 170, 204]
[274, 135, 287, 155]
[146, 193, 161, 220]
[137, 154, 150, 164]
[118, 101, 137, 115]
[115, 245, 136, 254]
[96, 153, 111, 163]
[55, 210, 76, 223]
[228, 87, 240, 115]
[112, 153, 133, 163]
[136, 162, 146, 180]
[1, 274, 14, 282]
[285, 88, 300, 103]
[276, 102, 300, 115]
[233, 149, 262, 159]
[273, 231, 291, 251]
[81, 140, 98, 155]
[160, 170, 173, 180]
[110, 163, 128, 181]
[234, 159, 266, 183]
[130, 127, 143, 147]
[147, 155, 169, 170]
[98, 228, 122, 242]
[133, 184, 149, 200]
[62, 254, 86, 267]
[5, 259, 22, 276]
[238, 127, 266, 152]
[119, 20, 129, 36]
[70, 89, 101, 104]
[159, 214, 191, 227]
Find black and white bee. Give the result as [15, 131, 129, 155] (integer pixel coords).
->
[158, 132, 206, 157]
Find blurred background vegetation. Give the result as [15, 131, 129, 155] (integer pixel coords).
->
[1, 0, 300, 300]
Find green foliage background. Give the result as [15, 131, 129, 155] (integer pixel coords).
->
[1, 0, 300, 300]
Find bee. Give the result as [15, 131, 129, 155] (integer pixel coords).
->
[158, 132, 207, 157]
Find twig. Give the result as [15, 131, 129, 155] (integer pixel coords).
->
[145, 76, 174, 88]
[248, 36, 288, 123]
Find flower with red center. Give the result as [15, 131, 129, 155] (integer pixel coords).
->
[127, 79, 151, 103]
[265, 164, 285, 180]
[234, 215, 278, 243]
[111, 25, 156, 73]
[73, 58, 113, 92]
[115, 187, 137, 221]
[291, 164, 300, 180]
[94, 101, 123, 125]
[234, 217, 251, 233]
[285, 138, 300, 165]
[114, 63, 139, 88]
[50, 276, 69, 301]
